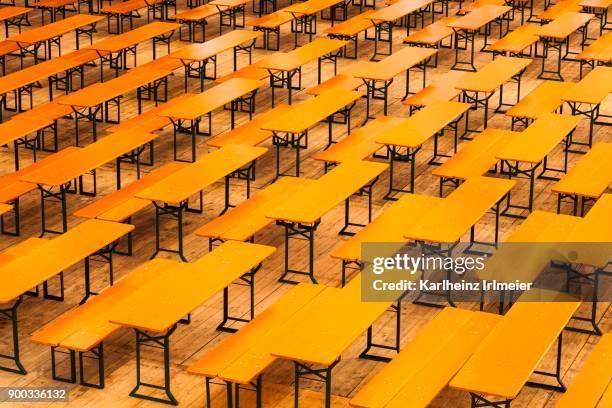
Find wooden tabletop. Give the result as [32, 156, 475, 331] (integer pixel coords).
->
[350, 46, 437, 81]
[188, 283, 326, 382]
[562, 66, 612, 104]
[562, 193, 612, 266]
[323, 10, 375, 36]
[135, 144, 267, 205]
[330, 193, 443, 262]
[196, 176, 315, 242]
[159, 78, 263, 121]
[432, 128, 519, 181]
[207, 104, 292, 148]
[266, 160, 388, 225]
[403, 176, 515, 243]
[556, 333, 612, 408]
[208, 0, 249, 8]
[0, 49, 101, 96]
[577, 32, 612, 63]
[488, 23, 540, 53]
[450, 298, 581, 399]
[57, 68, 172, 108]
[257, 38, 347, 71]
[169, 30, 261, 62]
[0, 115, 57, 146]
[7, 14, 103, 46]
[0, 219, 134, 303]
[368, 0, 435, 22]
[314, 115, 405, 162]
[375, 101, 471, 148]
[89, 21, 180, 53]
[283, 0, 343, 15]
[271, 276, 391, 366]
[538, 11, 594, 39]
[350, 308, 502, 408]
[552, 142, 612, 198]
[0, 6, 32, 21]
[496, 113, 581, 163]
[455, 56, 532, 93]
[31, 258, 178, 352]
[506, 80, 575, 120]
[261, 89, 362, 134]
[20, 131, 158, 187]
[109, 241, 275, 333]
[447, 4, 511, 31]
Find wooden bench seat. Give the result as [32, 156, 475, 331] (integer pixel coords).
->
[552, 142, 612, 215]
[330, 193, 442, 284]
[0, 147, 78, 236]
[31, 258, 179, 388]
[488, 23, 539, 57]
[350, 307, 501, 408]
[206, 104, 291, 148]
[556, 333, 612, 407]
[402, 70, 465, 112]
[195, 176, 314, 245]
[506, 80, 575, 129]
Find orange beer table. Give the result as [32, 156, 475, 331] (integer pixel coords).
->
[6, 14, 102, 63]
[447, 4, 512, 71]
[168, 30, 261, 91]
[536, 11, 594, 81]
[260, 89, 361, 177]
[0, 219, 134, 374]
[349, 45, 437, 122]
[158, 78, 263, 162]
[455, 56, 532, 132]
[20, 131, 157, 235]
[258, 38, 347, 105]
[266, 160, 388, 283]
[135, 144, 267, 261]
[0, 6, 31, 37]
[450, 298, 581, 407]
[88, 21, 180, 77]
[109, 241, 275, 405]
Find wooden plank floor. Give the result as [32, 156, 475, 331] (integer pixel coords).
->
[0, 1, 610, 406]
